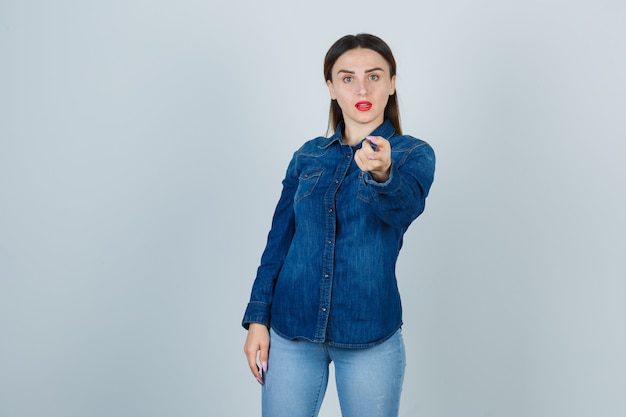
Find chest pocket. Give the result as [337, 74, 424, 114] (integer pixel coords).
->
[294, 169, 323, 203]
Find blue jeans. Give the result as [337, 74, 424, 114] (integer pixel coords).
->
[262, 328, 406, 417]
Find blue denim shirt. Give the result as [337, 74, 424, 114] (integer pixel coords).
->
[242, 119, 435, 348]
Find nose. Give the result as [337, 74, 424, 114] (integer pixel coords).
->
[354, 78, 367, 95]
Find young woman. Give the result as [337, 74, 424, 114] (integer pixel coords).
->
[242, 33, 436, 417]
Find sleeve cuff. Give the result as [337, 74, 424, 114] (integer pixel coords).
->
[363, 163, 400, 193]
[241, 301, 271, 330]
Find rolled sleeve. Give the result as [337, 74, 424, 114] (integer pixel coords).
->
[242, 301, 271, 329]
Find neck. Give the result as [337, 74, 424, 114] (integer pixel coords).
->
[342, 121, 382, 146]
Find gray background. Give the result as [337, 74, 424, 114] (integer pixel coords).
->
[1, 1, 625, 416]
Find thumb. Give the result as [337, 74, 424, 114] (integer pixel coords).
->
[361, 137, 374, 152]
[259, 339, 269, 373]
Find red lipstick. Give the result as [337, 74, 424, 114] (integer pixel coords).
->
[355, 101, 372, 111]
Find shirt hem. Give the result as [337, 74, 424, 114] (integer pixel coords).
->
[270, 322, 403, 349]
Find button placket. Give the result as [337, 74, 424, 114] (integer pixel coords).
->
[315, 145, 353, 341]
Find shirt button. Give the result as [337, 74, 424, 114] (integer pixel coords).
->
[321, 308, 327, 312]
[327, 240, 332, 244]
[346, 154, 350, 159]
[335, 179, 339, 184]
[324, 274, 329, 278]
[328, 208, 333, 213]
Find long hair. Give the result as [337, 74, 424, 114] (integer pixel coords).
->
[323, 33, 401, 136]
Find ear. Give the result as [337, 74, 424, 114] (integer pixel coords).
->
[326, 79, 336, 100]
[389, 75, 396, 96]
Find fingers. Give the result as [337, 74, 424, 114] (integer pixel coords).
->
[244, 340, 263, 384]
[244, 324, 270, 385]
[355, 136, 391, 180]
[259, 340, 269, 373]
[365, 135, 390, 152]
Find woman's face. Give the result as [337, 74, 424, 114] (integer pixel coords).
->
[326, 47, 396, 134]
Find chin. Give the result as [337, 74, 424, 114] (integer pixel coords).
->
[354, 114, 383, 125]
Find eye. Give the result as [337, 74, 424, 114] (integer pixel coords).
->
[368, 74, 379, 81]
[342, 76, 353, 83]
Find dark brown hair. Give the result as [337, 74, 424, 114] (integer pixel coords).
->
[324, 33, 401, 136]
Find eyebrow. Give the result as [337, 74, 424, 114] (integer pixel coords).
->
[336, 67, 386, 75]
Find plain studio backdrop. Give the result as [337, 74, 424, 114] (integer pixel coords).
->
[1, 1, 625, 416]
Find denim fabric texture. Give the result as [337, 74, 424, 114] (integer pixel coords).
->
[242, 119, 435, 347]
[262, 328, 406, 417]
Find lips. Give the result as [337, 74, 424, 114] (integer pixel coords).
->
[355, 101, 372, 111]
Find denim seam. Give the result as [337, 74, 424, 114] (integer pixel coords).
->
[308, 345, 331, 417]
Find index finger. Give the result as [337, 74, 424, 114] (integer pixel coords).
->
[366, 135, 390, 150]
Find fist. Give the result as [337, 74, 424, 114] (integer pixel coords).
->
[354, 136, 391, 182]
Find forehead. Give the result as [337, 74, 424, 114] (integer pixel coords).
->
[332, 48, 389, 72]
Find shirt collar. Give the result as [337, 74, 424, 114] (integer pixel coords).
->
[322, 119, 397, 148]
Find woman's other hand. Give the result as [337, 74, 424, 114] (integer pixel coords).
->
[244, 323, 270, 385]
